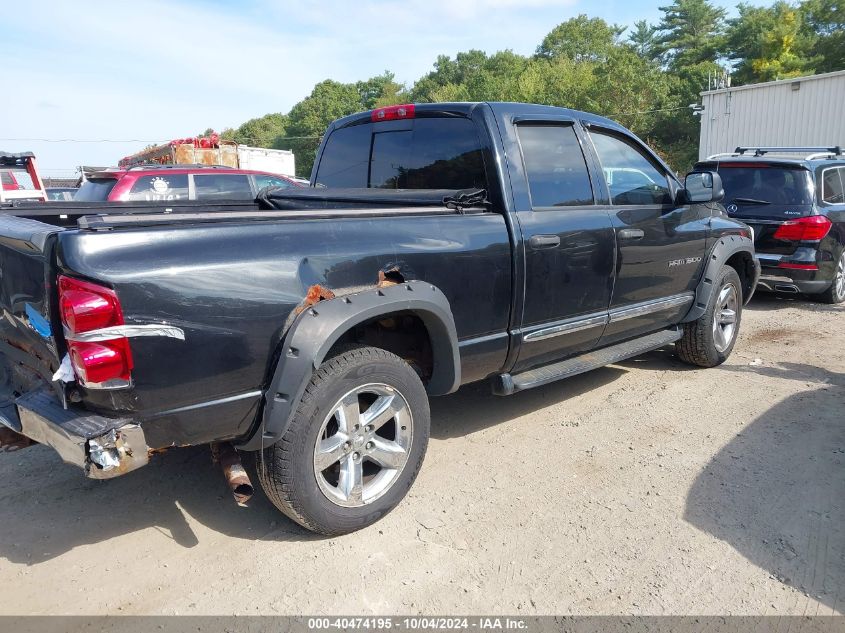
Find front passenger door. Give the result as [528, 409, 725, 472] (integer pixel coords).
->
[587, 128, 708, 346]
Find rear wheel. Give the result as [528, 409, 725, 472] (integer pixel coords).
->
[677, 266, 743, 368]
[255, 346, 430, 535]
[816, 249, 845, 304]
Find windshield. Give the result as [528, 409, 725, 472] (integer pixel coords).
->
[74, 177, 118, 201]
[714, 163, 814, 217]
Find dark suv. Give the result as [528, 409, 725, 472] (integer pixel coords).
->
[696, 147, 845, 304]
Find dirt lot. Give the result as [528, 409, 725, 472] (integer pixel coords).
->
[0, 294, 842, 616]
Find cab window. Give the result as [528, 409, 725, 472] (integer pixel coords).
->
[516, 124, 594, 208]
[589, 131, 672, 205]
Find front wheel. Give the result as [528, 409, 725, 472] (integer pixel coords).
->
[255, 346, 430, 535]
[677, 266, 743, 368]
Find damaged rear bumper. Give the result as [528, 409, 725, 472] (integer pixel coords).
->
[1, 389, 149, 479]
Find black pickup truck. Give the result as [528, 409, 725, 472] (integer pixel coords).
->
[0, 102, 759, 535]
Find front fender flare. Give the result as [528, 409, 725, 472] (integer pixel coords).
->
[237, 281, 460, 451]
[681, 234, 757, 323]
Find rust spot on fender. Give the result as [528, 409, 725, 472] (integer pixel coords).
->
[377, 266, 405, 288]
[294, 284, 336, 316]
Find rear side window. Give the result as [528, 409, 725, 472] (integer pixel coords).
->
[822, 167, 845, 204]
[193, 174, 253, 200]
[590, 131, 671, 205]
[517, 124, 593, 207]
[315, 118, 486, 190]
[125, 175, 189, 201]
[74, 178, 118, 201]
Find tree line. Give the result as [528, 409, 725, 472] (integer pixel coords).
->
[218, 0, 843, 177]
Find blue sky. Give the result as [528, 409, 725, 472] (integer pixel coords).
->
[0, 0, 740, 174]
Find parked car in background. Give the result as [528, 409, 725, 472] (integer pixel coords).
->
[696, 146, 845, 304]
[0, 151, 47, 203]
[45, 187, 78, 201]
[74, 164, 304, 202]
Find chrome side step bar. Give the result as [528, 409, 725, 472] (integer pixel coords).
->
[492, 328, 683, 396]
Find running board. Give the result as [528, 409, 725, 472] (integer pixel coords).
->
[492, 328, 683, 395]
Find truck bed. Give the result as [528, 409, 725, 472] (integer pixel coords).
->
[1, 188, 487, 230]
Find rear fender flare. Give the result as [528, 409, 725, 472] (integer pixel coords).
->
[682, 234, 757, 323]
[237, 281, 460, 450]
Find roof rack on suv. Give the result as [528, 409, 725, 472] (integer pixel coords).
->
[706, 146, 843, 161]
[740, 146, 841, 158]
[123, 164, 235, 171]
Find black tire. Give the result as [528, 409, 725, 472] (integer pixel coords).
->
[255, 345, 430, 535]
[814, 248, 845, 304]
[677, 266, 743, 368]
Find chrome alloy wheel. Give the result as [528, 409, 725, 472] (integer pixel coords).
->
[834, 251, 845, 301]
[313, 383, 413, 508]
[713, 282, 739, 353]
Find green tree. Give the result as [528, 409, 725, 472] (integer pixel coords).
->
[356, 71, 406, 109]
[726, 2, 816, 83]
[657, 0, 726, 69]
[628, 20, 662, 62]
[220, 113, 288, 147]
[801, 0, 845, 72]
[535, 15, 626, 62]
[283, 80, 362, 177]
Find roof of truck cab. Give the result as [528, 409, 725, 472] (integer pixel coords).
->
[330, 102, 627, 131]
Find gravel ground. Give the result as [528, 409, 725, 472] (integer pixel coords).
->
[0, 293, 842, 616]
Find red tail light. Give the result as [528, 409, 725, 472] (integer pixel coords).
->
[371, 104, 415, 122]
[59, 276, 124, 333]
[773, 215, 832, 241]
[58, 275, 133, 387]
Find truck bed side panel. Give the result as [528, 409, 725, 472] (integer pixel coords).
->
[57, 212, 512, 447]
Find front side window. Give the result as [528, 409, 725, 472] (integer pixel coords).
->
[590, 131, 671, 205]
[254, 175, 293, 191]
[516, 124, 593, 207]
[821, 167, 845, 204]
[125, 175, 189, 201]
[193, 174, 253, 200]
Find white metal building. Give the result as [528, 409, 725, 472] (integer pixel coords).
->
[698, 70, 845, 159]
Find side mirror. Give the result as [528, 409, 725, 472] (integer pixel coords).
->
[682, 171, 724, 203]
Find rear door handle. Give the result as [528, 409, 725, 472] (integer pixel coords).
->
[529, 234, 561, 249]
[618, 228, 645, 240]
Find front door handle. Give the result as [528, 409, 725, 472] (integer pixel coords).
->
[618, 228, 645, 241]
[529, 234, 561, 249]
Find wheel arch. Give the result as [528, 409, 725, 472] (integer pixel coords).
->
[682, 234, 759, 323]
[237, 281, 460, 450]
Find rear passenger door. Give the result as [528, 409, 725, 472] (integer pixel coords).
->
[510, 120, 615, 372]
[585, 127, 708, 345]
